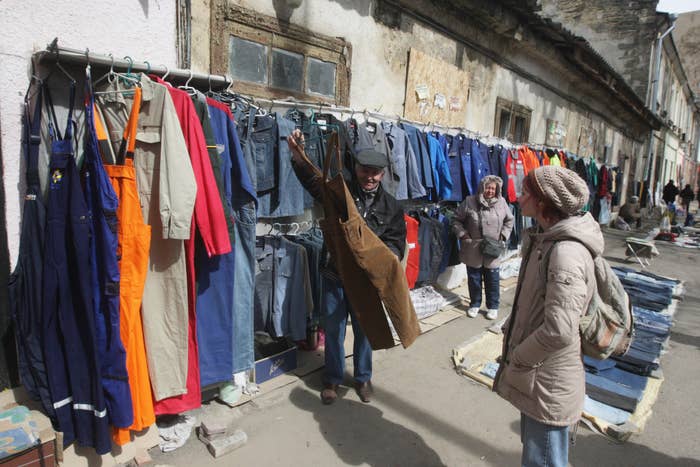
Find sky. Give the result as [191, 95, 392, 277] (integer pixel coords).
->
[656, 0, 700, 14]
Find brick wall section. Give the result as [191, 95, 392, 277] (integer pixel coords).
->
[537, 0, 660, 101]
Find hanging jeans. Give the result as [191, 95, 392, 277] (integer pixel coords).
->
[42, 84, 111, 454]
[467, 266, 500, 309]
[321, 273, 372, 385]
[232, 202, 257, 373]
[9, 86, 54, 420]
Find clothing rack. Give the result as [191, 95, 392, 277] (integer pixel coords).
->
[34, 38, 231, 90]
[225, 89, 571, 153]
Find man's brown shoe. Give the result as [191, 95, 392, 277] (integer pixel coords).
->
[354, 381, 372, 403]
[321, 383, 339, 405]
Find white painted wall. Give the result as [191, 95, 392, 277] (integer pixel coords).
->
[1, 0, 178, 267]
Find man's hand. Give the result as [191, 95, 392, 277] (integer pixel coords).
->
[287, 129, 306, 163]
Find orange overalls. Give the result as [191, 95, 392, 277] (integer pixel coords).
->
[95, 88, 155, 445]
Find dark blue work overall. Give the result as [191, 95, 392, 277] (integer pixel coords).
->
[8, 85, 55, 421]
[82, 70, 133, 429]
[41, 82, 111, 454]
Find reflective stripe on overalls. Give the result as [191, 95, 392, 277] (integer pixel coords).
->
[9, 84, 55, 420]
[41, 81, 112, 454]
[98, 87, 156, 445]
[83, 68, 134, 429]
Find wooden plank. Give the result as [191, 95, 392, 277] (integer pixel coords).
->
[421, 308, 462, 327]
[404, 48, 470, 127]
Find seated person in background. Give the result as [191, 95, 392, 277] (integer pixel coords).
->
[619, 195, 642, 229]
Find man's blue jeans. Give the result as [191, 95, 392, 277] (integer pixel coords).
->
[322, 274, 372, 385]
[520, 413, 569, 467]
[467, 266, 500, 309]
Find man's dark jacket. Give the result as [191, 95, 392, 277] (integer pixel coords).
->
[663, 182, 679, 204]
[291, 157, 406, 260]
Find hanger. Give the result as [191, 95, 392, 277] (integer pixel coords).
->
[47, 43, 77, 85]
[178, 69, 197, 95]
[120, 56, 139, 86]
[93, 53, 116, 87]
[94, 55, 141, 96]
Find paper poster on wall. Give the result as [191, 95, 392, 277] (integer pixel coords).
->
[577, 127, 597, 159]
[545, 119, 567, 148]
[434, 93, 446, 109]
[415, 84, 429, 100]
[419, 101, 430, 117]
[404, 48, 469, 126]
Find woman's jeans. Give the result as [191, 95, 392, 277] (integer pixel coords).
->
[520, 413, 569, 467]
[321, 274, 372, 385]
[467, 266, 500, 309]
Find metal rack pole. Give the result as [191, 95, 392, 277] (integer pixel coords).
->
[35, 40, 231, 89]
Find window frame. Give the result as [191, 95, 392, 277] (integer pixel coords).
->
[494, 97, 532, 143]
[211, 1, 351, 105]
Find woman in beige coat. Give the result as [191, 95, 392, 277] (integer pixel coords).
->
[493, 166, 603, 467]
[452, 175, 514, 320]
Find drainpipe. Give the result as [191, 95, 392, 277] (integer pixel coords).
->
[643, 22, 675, 204]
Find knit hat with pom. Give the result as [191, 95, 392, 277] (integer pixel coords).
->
[532, 165, 588, 215]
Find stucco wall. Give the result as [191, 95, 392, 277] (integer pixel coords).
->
[201, 1, 639, 166]
[1, 0, 178, 267]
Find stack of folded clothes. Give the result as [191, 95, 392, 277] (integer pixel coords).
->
[583, 268, 678, 421]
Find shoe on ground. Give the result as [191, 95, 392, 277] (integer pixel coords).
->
[354, 381, 373, 403]
[321, 383, 339, 405]
[467, 307, 480, 318]
[486, 309, 498, 320]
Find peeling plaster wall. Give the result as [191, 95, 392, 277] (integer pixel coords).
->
[1, 0, 178, 267]
[199, 0, 640, 169]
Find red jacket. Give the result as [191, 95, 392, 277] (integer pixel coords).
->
[404, 214, 420, 289]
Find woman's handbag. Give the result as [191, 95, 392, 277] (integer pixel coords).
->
[480, 237, 505, 258]
[478, 207, 505, 258]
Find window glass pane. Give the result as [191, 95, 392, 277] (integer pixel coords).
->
[271, 48, 303, 91]
[306, 58, 336, 97]
[229, 36, 268, 84]
[498, 110, 511, 139]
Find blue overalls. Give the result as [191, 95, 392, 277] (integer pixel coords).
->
[9, 85, 55, 421]
[82, 70, 133, 429]
[41, 82, 111, 454]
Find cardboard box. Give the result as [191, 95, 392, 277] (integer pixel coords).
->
[254, 345, 297, 384]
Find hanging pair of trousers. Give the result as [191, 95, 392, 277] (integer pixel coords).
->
[42, 83, 111, 454]
[83, 75, 133, 430]
[312, 133, 419, 349]
[9, 85, 54, 420]
[106, 161, 155, 445]
[93, 88, 156, 445]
